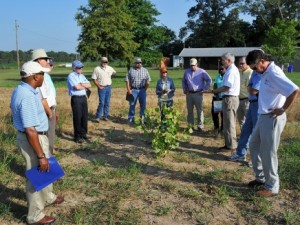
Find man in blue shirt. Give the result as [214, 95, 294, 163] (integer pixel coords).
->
[67, 60, 91, 143]
[228, 71, 261, 162]
[182, 58, 212, 131]
[10, 61, 63, 225]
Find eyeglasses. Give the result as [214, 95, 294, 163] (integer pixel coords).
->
[136, 62, 142, 64]
[239, 62, 245, 65]
[102, 61, 108, 64]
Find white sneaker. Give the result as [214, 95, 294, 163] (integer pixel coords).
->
[228, 154, 246, 162]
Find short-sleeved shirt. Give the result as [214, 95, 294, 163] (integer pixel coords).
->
[239, 67, 252, 99]
[182, 67, 212, 92]
[248, 71, 261, 101]
[258, 62, 298, 114]
[125, 67, 151, 89]
[222, 64, 240, 96]
[67, 71, 91, 96]
[38, 73, 56, 107]
[10, 82, 48, 132]
[213, 73, 223, 98]
[91, 65, 116, 86]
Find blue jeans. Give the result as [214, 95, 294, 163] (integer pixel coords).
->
[96, 86, 111, 119]
[236, 101, 259, 157]
[128, 89, 146, 121]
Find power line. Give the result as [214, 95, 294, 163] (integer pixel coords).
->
[15, 20, 20, 70]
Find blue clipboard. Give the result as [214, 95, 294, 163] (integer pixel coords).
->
[25, 156, 65, 191]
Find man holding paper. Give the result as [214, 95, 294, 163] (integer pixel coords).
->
[10, 61, 64, 225]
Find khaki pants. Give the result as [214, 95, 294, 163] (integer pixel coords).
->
[17, 132, 56, 224]
[222, 96, 239, 149]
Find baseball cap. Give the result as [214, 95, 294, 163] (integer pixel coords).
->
[20, 61, 50, 78]
[190, 58, 197, 66]
[72, 60, 84, 68]
[31, 49, 52, 61]
[134, 57, 142, 63]
[101, 57, 108, 63]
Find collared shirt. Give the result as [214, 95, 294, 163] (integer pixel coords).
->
[182, 67, 212, 92]
[125, 67, 151, 89]
[91, 65, 116, 86]
[222, 64, 240, 96]
[213, 73, 223, 99]
[258, 62, 298, 114]
[38, 73, 56, 108]
[248, 71, 261, 101]
[239, 67, 252, 99]
[10, 82, 48, 132]
[67, 71, 91, 96]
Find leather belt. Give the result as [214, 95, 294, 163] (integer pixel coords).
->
[189, 91, 201, 93]
[18, 130, 48, 135]
[132, 87, 144, 90]
[239, 98, 248, 100]
[223, 95, 237, 98]
[249, 99, 258, 103]
[72, 95, 86, 98]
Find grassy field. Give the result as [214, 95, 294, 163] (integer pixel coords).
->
[1, 65, 300, 88]
[1, 65, 300, 224]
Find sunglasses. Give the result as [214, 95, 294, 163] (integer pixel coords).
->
[102, 61, 108, 64]
[239, 62, 245, 65]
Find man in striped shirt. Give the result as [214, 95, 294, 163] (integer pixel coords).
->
[10, 61, 63, 225]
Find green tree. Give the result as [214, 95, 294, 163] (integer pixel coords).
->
[180, 0, 250, 48]
[75, 0, 139, 63]
[263, 19, 299, 68]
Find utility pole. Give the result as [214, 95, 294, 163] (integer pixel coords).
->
[15, 20, 20, 70]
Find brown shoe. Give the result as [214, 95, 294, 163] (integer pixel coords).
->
[30, 215, 56, 224]
[248, 180, 264, 187]
[257, 189, 278, 197]
[53, 195, 64, 204]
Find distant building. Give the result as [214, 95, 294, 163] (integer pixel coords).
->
[179, 47, 300, 72]
[179, 47, 259, 69]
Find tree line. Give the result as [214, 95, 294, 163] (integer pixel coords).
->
[0, 50, 77, 66]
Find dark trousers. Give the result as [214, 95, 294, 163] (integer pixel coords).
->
[211, 98, 223, 131]
[71, 96, 88, 140]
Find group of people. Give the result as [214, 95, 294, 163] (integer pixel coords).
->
[10, 49, 299, 223]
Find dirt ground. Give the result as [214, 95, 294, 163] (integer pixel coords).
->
[1, 87, 300, 225]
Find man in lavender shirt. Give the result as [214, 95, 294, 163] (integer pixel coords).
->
[182, 58, 212, 131]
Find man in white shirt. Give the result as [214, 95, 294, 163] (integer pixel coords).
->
[210, 52, 240, 151]
[246, 50, 299, 197]
[32, 49, 57, 155]
[92, 57, 116, 122]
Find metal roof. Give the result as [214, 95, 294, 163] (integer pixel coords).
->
[179, 47, 260, 57]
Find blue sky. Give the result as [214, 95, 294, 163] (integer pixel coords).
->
[0, 0, 194, 53]
[1, 0, 251, 54]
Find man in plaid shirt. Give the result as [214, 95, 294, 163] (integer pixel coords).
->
[125, 57, 151, 123]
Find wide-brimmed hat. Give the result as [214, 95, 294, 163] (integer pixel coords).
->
[31, 49, 52, 61]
